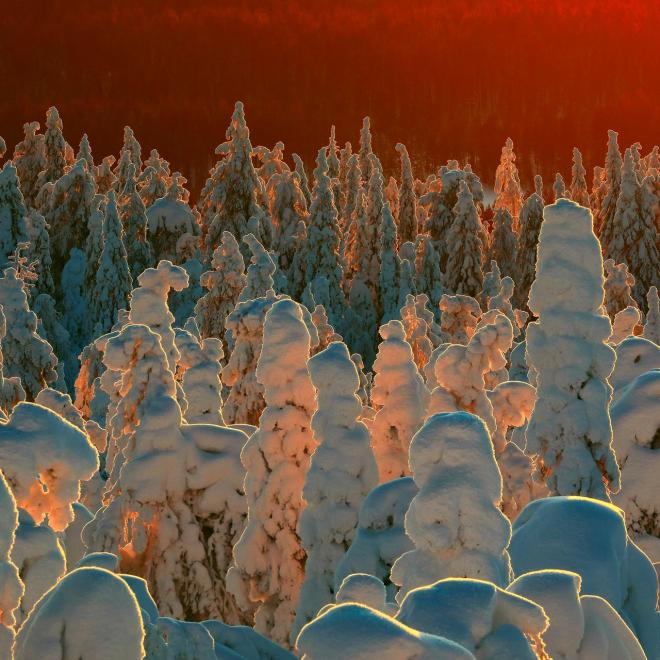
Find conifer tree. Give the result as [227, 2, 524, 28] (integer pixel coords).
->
[12, 122, 46, 208]
[292, 153, 312, 209]
[379, 201, 401, 323]
[553, 172, 567, 201]
[494, 137, 523, 229]
[0, 162, 30, 269]
[24, 209, 54, 297]
[195, 231, 246, 341]
[113, 126, 142, 193]
[303, 148, 345, 330]
[444, 181, 485, 297]
[569, 147, 590, 206]
[603, 259, 636, 319]
[515, 184, 545, 308]
[396, 143, 417, 245]
[0, 267, 58, 399]
[489, 208, 518, 281]
[119, 164, 153, 279]
[227, 299, 316, 647]
[415, 236, 443, 322]
[95, 155, 116, 195]
[201, 102, 265, 256]
[35, 107, 67, 195]
[595, 130, 623, 236]
[358, 117, 373, 186]
[337, 141, 353, 223]
[90, 191, 132, 337]
[76, 134, 94, 172]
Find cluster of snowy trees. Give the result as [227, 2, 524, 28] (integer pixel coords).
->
[0, 105, 657, 659]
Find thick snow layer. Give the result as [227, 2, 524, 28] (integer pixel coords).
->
[0, 402, 98, 531]
[334, 477, 417, 601]
[296, 603, 474, 660]
[396, 578, 547, 658]
[508, 569, 646, 660]
[525, 199, 620, 498]
[391, 413, 512, 600]
[509, 496, 660, 657]
[611, 336, 660, 393]
[14, 567, 145, 660]
[203, 619, 295, 660]
[333, 574, 397, 616]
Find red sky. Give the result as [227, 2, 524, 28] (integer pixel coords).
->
[2, 0, 659, 196]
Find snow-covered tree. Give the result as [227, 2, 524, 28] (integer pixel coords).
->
[414, 236, 443, 321]
[391, 412, 512, 599]
[343, 275, 378, 368]
[358, 117, 373, 186]
[12, 121, 46, 208]
[603, 258, 637, 319]
[429, 312, 513, 431]
[526, 199, 620, 498]
[643, 285, 659, 344]
[292, 153, 311, 209]
[239, 233, 276, 303]
[368, 320, 428, 482]
[394, 143, 417, 245]
[95, 155, 116, 195]
[201, 102, 265, 255]
[254, 141, 289, 184]
[488, 208, 517, 281]
[90, 191, 132, 337]
[570, 147, 590, 206]
[444, 180, 485, 297]
[195, 230, 246, 343]
[0, 162, 30, 270]
[113, 126, 142, 193]
[294, 341, 378, 636]
[120, 163, 153, 279]
[45, 158, 97, 276]
[0, 268, 58, 399]
[35, 107, 67, 195]
[84, 323, 249, 622]
[553, 172, 567, 201]
[494, 137, 523, 228]
[595, 129, 623, 236]
[400, 294, 433, 371]
[227, 299, 317, 647]
[303, 148, 345, 329]
[515, 183, 545, 309]
[76, 133, 94, 171]
[128, 260, 188, 372]
[378, 201, 401, 323]
[438, 293, 481, 344]
[310, 304, 341, 353]
[24, 208, 54, 297]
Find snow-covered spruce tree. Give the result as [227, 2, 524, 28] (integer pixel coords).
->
[515, 182, 545, 309]
[400, 294, 433, 371]
[294, 341, 378, 637]
[494, 137, 523, 229]
[254, 141, 289, 184]
[553, 172, 567, 201]
[378, 201, 401, 324]
[391, 412, 512, 600]
[437, 293, 481, 345]
[268, 169, 308, 277]
[227, 299, 317, 647]
[338, 146, 356, 231]
[609, 305, 640, 345]
[119, 163, 153, 279]
[444, 180, 485, 297]
[595, 129, 623, 236]
[394, 143, 417, 245]
[0, 162, 30, 272]
[303, 148, 345, 329]
[0, 308, 25, 415]
[139, 160, 170, 210]
[292, 153, 312, 209]
[385, 176, 399, 222]
[570, 147, 590, 206]
[358, 116, 373, 186]
[90, 191, 132, 337]
[95, 154, 116, 195]
[24, 208, 54, 297]
[643, 286, 659, 344]
[343, 274, 378, 369]
[525, 199, 620, 498]
[128, 260, 188, 373]
[239, 232, 276, 303]
[429, 312, 513, 432]
[488, 208, 518, 281]
[310, 304, 341, 354]
[414, 236, 443, 322]
[222, 290, 278, 426]
[44, 158, 96, 274]
[0, 268, 58, 399]
[195, 230, 246, 343]
[113, 125, 142, 193]
[146, 172, 197, 262]
[175, 328, 224, 425]
[487, 275, 520, 337]
[12, 121, 46, 208]
[84, 323, 249, 623]
[603, 258, 637, 319]
[76, 133, 94, 171]
[201, 102, 265, 256]
[35, 107, 67, 196]
[368, 320, 428, 482]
